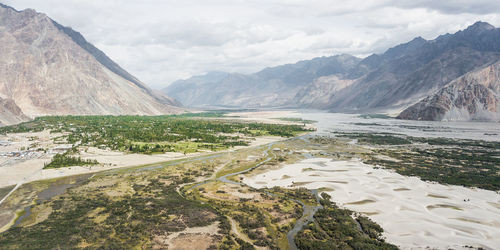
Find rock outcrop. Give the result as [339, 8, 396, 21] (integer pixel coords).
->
[293, 75, 356, 108]
[0, 98, 29, 126]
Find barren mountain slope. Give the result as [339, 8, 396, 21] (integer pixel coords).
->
[398, 60, 500, 121]
[0, 4, 182, 125]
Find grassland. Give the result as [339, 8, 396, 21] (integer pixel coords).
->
[0, 153, 225, 249]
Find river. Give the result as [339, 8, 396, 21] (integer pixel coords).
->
[288, 111, 500, 141]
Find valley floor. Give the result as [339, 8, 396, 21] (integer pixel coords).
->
[0, 133, 281, 189]
[0, 110, 498, 249]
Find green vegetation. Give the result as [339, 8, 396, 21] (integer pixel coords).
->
[294, 193, 397, 250]
[0, 172, 220, 249]
[358, 114, 392, 119]
[43, 153, 99, 169]
[336, 132, 411, 145]
[0, 115, 312, 154]
[368, 147, 500, 190]
[169, 111, 228, 118]
[412, 136, 500, 149]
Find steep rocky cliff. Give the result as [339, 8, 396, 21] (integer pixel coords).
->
[398, 61, 500, 121]
[0, 4, 181, 125]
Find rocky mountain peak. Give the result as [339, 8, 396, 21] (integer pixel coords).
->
[0, 3, 38, 16]
[382, 35, 427, 60]
[464, 21, 495, 34]
[411, 36, 426, 42]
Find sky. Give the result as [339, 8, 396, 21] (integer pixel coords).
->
[4, 0, 500, 89]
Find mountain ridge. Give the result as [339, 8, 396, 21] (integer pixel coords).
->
[163, 54, 362, 107]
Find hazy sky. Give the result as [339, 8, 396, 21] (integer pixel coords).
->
[4, 0, 500, 89]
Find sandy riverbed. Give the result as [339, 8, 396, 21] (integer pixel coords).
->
[225, 110, 299, 124]
[243, 158, 500, 249]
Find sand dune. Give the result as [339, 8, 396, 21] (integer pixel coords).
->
[243, 158, 500, 249]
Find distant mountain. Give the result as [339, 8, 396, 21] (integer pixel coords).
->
[398, 60, 500, 121]
[321, 21, 500, 112]
[164, 21, 500, 121]
[163, 54, 362, 107]
[0, 4, 182, 125]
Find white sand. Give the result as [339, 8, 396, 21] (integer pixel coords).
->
[243, 158, 500, 249]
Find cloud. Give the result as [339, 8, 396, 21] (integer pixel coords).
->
[3, 0, 500, 88]
[393, 0, 500, 14]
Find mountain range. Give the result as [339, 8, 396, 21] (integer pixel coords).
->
[164, 21, 500, 121]
[0, 3, 182, 125]
[1, 2, 499, 123]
